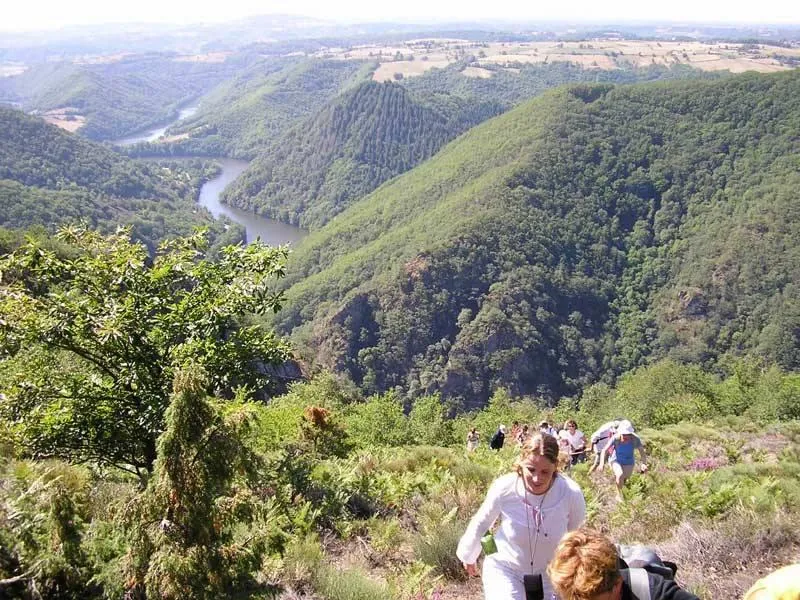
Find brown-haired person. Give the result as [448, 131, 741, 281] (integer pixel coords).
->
[456, 433, 586, 600]
[548, 528, 699, 600]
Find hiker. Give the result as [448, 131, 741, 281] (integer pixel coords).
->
[539, 420, 557, 437]
[457, 433, 586, 600]
[467, 427, 480, 452]
[510, 421, 521, 442]
[490, 424, 507, 450]
[516, 424, 530, 446]
[588, 419, 621, 474]
[600, 420, 647, 501]
[744, 563, 800, 600]
[548, 527, 699, 600]
[559, 419, 588, 466]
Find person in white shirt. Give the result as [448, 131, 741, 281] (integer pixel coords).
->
[558, 420, 588, 466]
[588, 419, 621, 473]
[457, 433, 586, 600]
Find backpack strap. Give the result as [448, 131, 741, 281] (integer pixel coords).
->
[629, 568, 651, 600]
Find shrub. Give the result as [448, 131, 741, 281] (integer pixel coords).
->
[612, 360, 718, 426]
[344, 391, 410, 448]
[408, 394, 456, 447]
[0, 460, 96, 598]
[314, 565, 393, 600]
[388, 560, 443, 600]
[656, 508, 800, 599]
[412, 519, 467, 581]
[281, 533, 323, 588]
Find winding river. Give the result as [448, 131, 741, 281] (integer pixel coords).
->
[114, 104, 200, 146]
[112, 105, 307, 247]
[198, 158, 307, 246]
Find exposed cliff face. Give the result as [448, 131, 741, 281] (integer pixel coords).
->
[313, 292, 379, 385]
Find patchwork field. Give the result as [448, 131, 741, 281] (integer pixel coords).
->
[173, 52, 232, 63]
[316, 39, 799, 80]
[0, 64, 27, 77]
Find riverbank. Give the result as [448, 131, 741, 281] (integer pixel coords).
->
[110, 112, 307, 247]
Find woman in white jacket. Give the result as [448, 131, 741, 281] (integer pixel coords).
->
[456, 433, 586, 600]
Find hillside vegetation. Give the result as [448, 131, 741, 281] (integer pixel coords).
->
[0, 107, 239, 250]
[1, 346, 798, 599]
[272, 71, 800, 408]
[222, 62, 713, 229]
[223, 80, 504, 227]
[149, 58, 375, 158]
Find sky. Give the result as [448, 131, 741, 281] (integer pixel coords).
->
[1, 0, 799, 32]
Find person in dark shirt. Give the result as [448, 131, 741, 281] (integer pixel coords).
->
[489, 424, 506, 450]
[548, 528, 699, 600]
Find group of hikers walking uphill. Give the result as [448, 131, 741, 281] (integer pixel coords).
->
[459, 420, 798, 599]
[476, 418, 646, 503]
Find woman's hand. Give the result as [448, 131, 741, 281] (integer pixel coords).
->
[463, 562, 479, 577]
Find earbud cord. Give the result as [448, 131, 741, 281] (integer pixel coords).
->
[523, 474, 550, 572]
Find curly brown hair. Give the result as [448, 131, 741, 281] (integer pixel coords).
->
[547, 528, 621, 600]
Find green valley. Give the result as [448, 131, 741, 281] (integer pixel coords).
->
[150, 58, 376, 158]
[1, 16, 800, 600]
[222, 61, 714, 229]
[0, 107, 239, 250]
[222, 80, 503, 227]
[274, 71, 800, 408]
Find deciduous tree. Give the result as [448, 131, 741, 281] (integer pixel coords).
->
[0, 226, 290, 478]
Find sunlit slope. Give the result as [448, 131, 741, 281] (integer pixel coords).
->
[166, 58, 375, 158]
[223, 80, 503, 228]
[275, 72, 800, 407]
[224, 62, 713, 229]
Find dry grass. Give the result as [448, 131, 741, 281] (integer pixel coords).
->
[655, 511, 800, 598]
[461, 66, 494, 79]
[40, 108, 86, 132]
[372, 59, 449, 81]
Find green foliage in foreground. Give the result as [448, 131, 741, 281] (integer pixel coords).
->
[0, 227, 290, 477]
[273, 70, 800, 407]
[1, 365, 798, 599]
[125, 365, 267, 599]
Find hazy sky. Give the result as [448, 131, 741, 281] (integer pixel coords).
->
[2, 0, 799, 32]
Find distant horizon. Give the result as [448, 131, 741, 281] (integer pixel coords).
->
[2, 0, 799, 34]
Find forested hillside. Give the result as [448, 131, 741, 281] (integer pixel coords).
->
[222, 61, 714, 228]
[0, 107, 237, 249]
[402, 60, 712, 107]
[151, 58, 375, 158]
[222, 80, 504, 227]
[272, 71, 800, 408]
[0, 54, 240, 139]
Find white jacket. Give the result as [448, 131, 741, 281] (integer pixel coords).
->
[456, 472, 586, 598]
